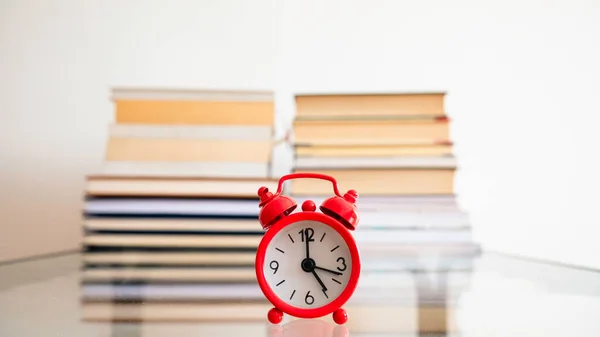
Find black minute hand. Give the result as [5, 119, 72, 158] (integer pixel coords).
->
[311, 270, 327, 292]
[314, 265, 343, 276]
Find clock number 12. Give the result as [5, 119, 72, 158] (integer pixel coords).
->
[298, 228, 315, 242]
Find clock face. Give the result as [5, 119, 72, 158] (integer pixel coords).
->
[262, 219, 353, 309]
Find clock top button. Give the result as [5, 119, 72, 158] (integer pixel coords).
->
[301, 200, 317, 212]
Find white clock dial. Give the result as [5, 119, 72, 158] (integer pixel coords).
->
[262, 219, 352, 309]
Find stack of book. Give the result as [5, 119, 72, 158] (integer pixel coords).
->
[78, 88, 476, 324]
[80, 87, 279, 321]
[289, 92, 480, 270]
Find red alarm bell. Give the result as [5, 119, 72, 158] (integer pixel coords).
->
[320, 189, 359, 231]
[257, 173, 359, 231]
[258, 186, 297, 230]
[254, 173, 361, 325]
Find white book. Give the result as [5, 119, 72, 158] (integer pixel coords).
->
[353, 228, 473, 244]
[80, 270, 472, 302]
[81, 251, 474, 272]
[99, 161, 271, 179]
[111, 87, 274, 101]
[84, 197, 469, 229]
[295, 155, 457, 169]
[84, 198, 259, 217]
[83, 218, 258, 232]
[359, 210, 470, 229]
[83, 283, 263, 300]
[359, 242, 480, 256]
[80, 285, 417, 306]
[293, 195, 460, 209]
[361, 255, 474, 271]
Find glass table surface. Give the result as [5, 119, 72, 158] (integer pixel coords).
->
[1, 251, 599, 336]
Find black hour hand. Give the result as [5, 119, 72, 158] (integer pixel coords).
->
[314, 265, 343, 276]
[305, 232, 310, 259]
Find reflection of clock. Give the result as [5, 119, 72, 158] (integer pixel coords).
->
[267, 316, 349, 337]
[254, 173, 362, 325]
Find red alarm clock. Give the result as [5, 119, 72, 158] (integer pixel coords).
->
[255, 173, 361, 325]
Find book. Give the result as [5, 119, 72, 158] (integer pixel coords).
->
[82, 229, 472, 250]
[294, 155, 457, 169]
[109, 123, 274, 140]
[81, 251, 475, 271]
[112, 87, 275, 126]
[80, 87, 279, 314]
[105, 137, 272, 162]
[295, 143, 453, 157]
[289, 90, 480, 262]
[290, 168, 455, 195]
[98, 162, 272, 179]
[295, 92, 446, 118]
[293, 118, 450, 146]
[84, 176, 277, 198]
[83, 195, 469, 229]
[84, 197, 260, 217]
[84, 217, 259, 232]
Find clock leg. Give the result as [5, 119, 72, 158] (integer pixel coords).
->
[267, 307, 283, 324]
[332, 308, 348, 325]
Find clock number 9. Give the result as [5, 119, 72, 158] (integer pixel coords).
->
[305, 291, 314, 305]
[336, 257, 347, 272]
[269, 260, 279, 274]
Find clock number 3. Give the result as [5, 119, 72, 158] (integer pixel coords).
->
[336, 257, 347, 272]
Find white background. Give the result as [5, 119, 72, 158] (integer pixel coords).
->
[1, 0, 599, 269]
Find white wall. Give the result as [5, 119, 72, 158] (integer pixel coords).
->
[272, 0, 600, 270]
[2, 0, 600, 269]
[0, 0, 279, 262]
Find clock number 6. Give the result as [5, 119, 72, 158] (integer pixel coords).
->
[269, 260, 279, 274]
[336, 257, 347, 272]
[305, 291, 315, 305]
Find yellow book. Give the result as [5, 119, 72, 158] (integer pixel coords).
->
[111, 87, 275, 126]
[293, 118, 450, 145]
[295, 144, 453, 157]
[295, 92, 446, 118]
[291, 168, 455, 195]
